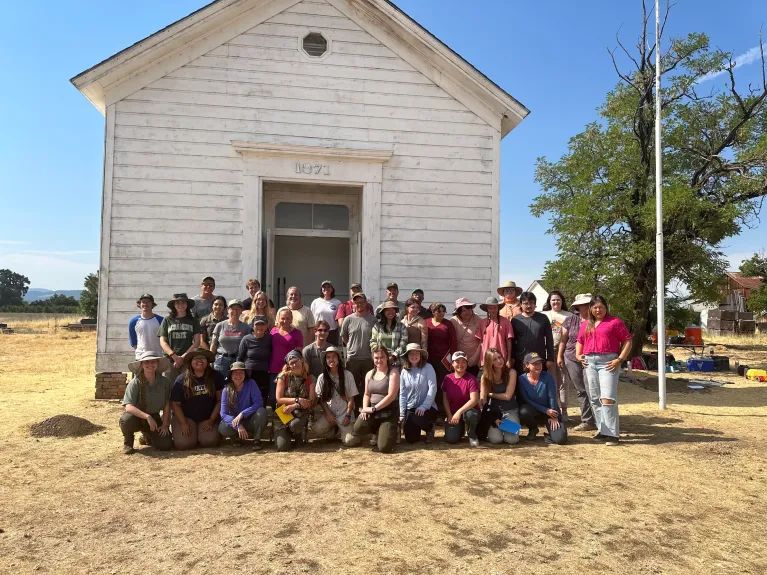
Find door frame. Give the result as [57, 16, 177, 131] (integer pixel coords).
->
[234, 141, 392, 305]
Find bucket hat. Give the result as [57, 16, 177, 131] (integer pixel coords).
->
[136, 293, 157, 308]
[452, 297, 476, 315]
[229, 361, 247, 372]
[167, 293, 195, 310]
[570, 293, 593, 310]
[320, 345, 345, 365]
[376, 300, 400, 320]
[480, 296, 502, 312]
[497, 280, 523, 297]
[128, 350, 169, 374]
[401, 342, 428, 361]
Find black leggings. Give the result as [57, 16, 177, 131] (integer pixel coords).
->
[518, 403, 567, 444]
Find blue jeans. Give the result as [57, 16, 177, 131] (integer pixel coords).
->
[585, 353, 620, 437]
[213, 354, 235, 375]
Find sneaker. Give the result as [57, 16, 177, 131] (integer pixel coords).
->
[469, 437, 479, 448]
[122, 444, 135, 455]
[604, 436, 620, 446]
[425, 428, 435, 444]
[573, 423, 597, 432]
[592, 432, 606, 441]
[138, 432, 149, 446]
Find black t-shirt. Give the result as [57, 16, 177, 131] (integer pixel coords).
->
[171, 372, 224, 422]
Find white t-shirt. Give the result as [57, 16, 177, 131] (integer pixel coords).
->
[311, 298, 342, 330]
[543, 309, 572, 347]
[132, 315, 164, 358]
[316, 370, 358, 418]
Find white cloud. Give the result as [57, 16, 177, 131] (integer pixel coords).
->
[698, 45, 763, 84]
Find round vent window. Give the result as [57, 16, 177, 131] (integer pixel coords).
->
[302, 32, 328, 57]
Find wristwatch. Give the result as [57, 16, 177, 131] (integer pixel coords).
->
[371, 405, 377, 413]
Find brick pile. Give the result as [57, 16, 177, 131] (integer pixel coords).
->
[95, 372, 128, 399]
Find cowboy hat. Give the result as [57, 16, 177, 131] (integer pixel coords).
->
[497, 280, 523, 297]
[128, 351, 170, 374]
[167, 293, 195, 310]
[401, 342, 428, 361]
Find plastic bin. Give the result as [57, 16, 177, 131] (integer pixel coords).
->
[686, 357, 715, 372]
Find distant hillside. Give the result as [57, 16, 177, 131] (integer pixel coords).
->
[25, 289, 82, 302]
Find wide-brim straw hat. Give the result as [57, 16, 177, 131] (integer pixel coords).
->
[183, 348, 215, 368]
[497, 280, 523, 297]
[480, 296, 502, 312]
[167, 293, 195, 310]
[128, 351, 170, 374]
[571, 293, 593, 309]
[452, 297, 476, 315]
[401, 342, 428, 361]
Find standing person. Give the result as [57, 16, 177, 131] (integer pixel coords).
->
[442, 351, 480, 447]
[192, 276, 216, 319]
[558, 294, 597, 431]
[450, 298, 483, 377]
[159, 293, 203, 384]
[479, 296, 514, 369]
[498, 280, 523, 320]
[399, 343, 438, 444]
[285, 286, 316, 346]
[310, 280, 343, 345]
[353, 345, 400, 453]
[511, 292, 555, 372]
[170, 349, 224, 450]
[426, 302, 457, 415]
[210, 299, 250, 375]
[312, 346, 360, 446]
[575, 295, 632, 446]
[243, 291, 275, 328]
[370, 301, 407, 366]
[119, 351, 173, 454]
[517, 352, 567, 445]
[335, 283, 373, 329]
[268, 307, 304, 407]
[218, 362, 268, 450]
[237, 317, 272, 401]
[375, 281, 401, 314]
[273, 350, 316, 452]
[411, 289, 432, 319]
[128, 294, 163, 359]
[340, 292, 376, 405]
[199, 295, 226, 349]
[302, 319, 331, 378]
[401, 298, 428, 349]
[477, 348, 520, 445]
[241, 278, 268, 311]
[543, 291, 573, 420]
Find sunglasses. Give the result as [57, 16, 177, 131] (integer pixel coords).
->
[315, 329, 329, 333]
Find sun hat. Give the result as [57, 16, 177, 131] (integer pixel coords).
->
[377, 300, 400, 316]
[320, 345, 345, 363]
[285, 349, 303, 364]
[451, 351, 468, 363]
[229, 361, 247, 372]
[167, 293, 195, 310]
[352, 292, 367, 301]
[386, 281, 399, 290]
[401, 342, 428, 361]
[571, 293, 593, 309]
[183, 348, 215, 368]
[227, 299, 244, 309]
[136, 293, 157, 308]
[479, 296, 502, 312]
[523, 352, 544, 365]
[128, 351, 169, 374]
[497, 280, 523, 297]
[452, 297, 476, 315]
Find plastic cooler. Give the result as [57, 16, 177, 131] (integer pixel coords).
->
[686, 357, 714, 372]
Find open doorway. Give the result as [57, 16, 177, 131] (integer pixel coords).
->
[263, 182, 361, 308]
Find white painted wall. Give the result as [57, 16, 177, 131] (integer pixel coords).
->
[99, 0, 500, 371]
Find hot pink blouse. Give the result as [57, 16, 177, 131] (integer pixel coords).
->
[576, 315, 631, 355]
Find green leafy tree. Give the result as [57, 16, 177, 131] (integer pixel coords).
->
[739, 251, 767, 277]
[80, 272, 99, 319]
[0, 269, 30, 306]
[531, 4, 767, 354]
[747, 285, 767, 314]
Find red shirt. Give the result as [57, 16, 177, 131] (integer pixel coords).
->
[335, 299, 374, 322]
[576, 315, 631, 355]
[426, 319, 457, 365]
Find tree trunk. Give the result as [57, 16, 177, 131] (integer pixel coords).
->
[627, 260, 656, 357]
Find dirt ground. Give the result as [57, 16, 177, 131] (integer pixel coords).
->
[0, 316, 765, 574]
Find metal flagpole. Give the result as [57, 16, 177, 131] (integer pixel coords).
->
[655, 0, 667, 410]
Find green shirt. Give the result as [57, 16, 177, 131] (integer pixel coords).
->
[122, 375, 172, 414]
[158, 315, 201, 355]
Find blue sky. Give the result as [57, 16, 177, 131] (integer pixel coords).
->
[1, 0, 764, 290]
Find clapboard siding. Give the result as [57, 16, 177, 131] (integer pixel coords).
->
[102, 0, 501, 360]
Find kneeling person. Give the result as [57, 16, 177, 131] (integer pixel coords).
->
[313, 346, 360, 446]
[442, 351, 480, 447]
[218, 362, 268, 450]
[274, 350, 316, 452]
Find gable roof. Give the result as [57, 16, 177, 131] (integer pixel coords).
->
[71, 0, 528, 136]
[725, 272, 764, 291]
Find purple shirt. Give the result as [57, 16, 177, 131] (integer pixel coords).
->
[576, 315, 631, 355]
[562, 314, 582, 362]
[442, 372, 479, 414]
[268, 327, 304, 373]
[220, 378, 264, 427]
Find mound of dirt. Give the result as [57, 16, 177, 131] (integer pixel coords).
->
[29, 415, 104, 438]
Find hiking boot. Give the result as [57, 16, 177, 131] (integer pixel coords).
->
[573, 422, 597, 432]
[122, 444, 135, 455]
[425, 427, 435, 444]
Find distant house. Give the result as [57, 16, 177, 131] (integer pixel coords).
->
[721, 272, 763, 311]
[525, 280, 549, 311]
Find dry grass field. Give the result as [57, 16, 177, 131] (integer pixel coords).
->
[0, 315, 765, 574]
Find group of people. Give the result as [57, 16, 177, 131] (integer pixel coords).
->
[121, 276, 633, 454]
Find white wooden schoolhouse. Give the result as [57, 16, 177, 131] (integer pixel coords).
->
[72, 0, 528, 395]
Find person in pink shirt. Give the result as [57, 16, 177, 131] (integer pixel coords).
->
[575, 295, 632, 445]
[479, 296, 514, 369]
[268, 307, 304, 408]
[449, 297, 483, 377]
[442, 351, 480, 447]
